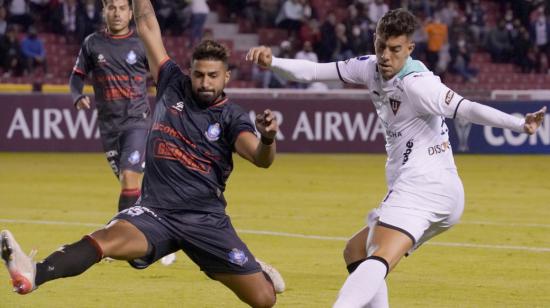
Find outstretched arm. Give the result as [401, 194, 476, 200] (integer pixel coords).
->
[456, 101, 546, 134]
[132, 0, 168, 83]
[246, 46, 340, 82]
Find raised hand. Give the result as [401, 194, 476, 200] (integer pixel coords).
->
[524, 106, 546, 134]
[245, 46, 273, 69]
[255, 109, 278, 141]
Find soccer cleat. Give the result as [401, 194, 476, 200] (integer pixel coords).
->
[1, 230, 37, 295]
[256, 258, 285, 294]
[160, 252, 176, 266]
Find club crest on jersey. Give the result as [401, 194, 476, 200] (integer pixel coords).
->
[205, 123, 221, 141]
[228, 248, 248, 266]
[128, 150, 141, 165]
[389, 98, 401, 115]
[126, 50, 137, 65]
[171, 101, 184, 112]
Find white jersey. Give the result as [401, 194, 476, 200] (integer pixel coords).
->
[336, 56, 464, 187]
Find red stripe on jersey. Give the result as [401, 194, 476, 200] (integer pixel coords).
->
[73, 68, 86, 76]
[105, 29, 134, 39]
[120, 188, 141, 197]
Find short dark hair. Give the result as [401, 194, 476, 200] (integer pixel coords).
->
[192, 40, 230, 67]
[376, 8, 417, 38]
[102, 0, 132, 6]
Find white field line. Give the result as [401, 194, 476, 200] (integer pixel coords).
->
[460, 220, 550, 228]
[1, 218, 549, 253]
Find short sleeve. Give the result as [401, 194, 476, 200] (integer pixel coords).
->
[225, 105, 256, 148]
[406, 75, 465, 119]
[335, 55, 374, 85]
[156, 59, 184, 98]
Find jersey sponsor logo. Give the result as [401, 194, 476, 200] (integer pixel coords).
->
[428, 141, 450, 156]
[402, 138, 414, 165]
[356, 55, 370, 61]
[105, 150, 118, 158]
[386, 129, 402, 138]
[228, 248, 248, 266]
[389, 98, 401, 115]
[205, 123, 221, 141]
[153, 138, 212, 174]
[128, 150, 141, 165]
[126, 50, 137, 65]
[445, 90, 455, 105]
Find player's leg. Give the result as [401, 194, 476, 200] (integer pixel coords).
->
[117, 128, 147, 212]
[334, 224, 413, 308]
[210, 269, 278, 308]
[0, 220, 148, 294]
[342, 225, 389, 308]
[343, 225, 369, 272]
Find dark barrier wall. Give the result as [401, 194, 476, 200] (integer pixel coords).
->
[0, 94, 548, 153]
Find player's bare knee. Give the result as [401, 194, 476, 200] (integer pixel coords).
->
[247, 288, 276, 308]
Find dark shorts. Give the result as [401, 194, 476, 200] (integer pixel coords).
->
[101, 128, 148, 177]
[112, 205, 262, 275]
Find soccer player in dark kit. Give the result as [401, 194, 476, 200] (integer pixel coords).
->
[69, 0, 148, 214]
[1, 2, 285, 307]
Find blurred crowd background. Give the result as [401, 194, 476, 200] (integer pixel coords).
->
[0, 0, 549, 94]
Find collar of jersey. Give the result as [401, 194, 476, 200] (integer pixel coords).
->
[396, 57, 428, 80]
[104, 28, 134, 39]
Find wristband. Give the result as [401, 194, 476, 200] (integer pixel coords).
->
[261, 135, 274, 145]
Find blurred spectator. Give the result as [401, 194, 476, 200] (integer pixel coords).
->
[318, 12, 337, 62]
[530, 5, 550, 55]
[299, 18, 321, 51]
[349, 24, 370, 55]
[29, 0, 50, 26]
[295, 40, 318, 62]
[8, 0, 33, 31]
[424, 14, 447, 72]
[0, 6, 7, 36]
[450, 33, 477, 82]
[465, 0, 486, 45]
[439, 1, 458, 26]
[334, 23, 353, 61]
[276, 0, 307, 36]
[257, 0, 280, 27]
[190, 0, 210, 47]
[20, 26, 48, 76]
[58, 0, 79, 42]
[78, 0, 102, 44]
[0, 25, 23, 77]
[411, 19, 428, 60]
[368, 0, 389, 24]
[486, 21, 513, 62]
[514, 26, 537, 73]
[154, 0, 187, 36]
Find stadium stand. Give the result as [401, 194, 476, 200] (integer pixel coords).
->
[0, 0, 548, 100]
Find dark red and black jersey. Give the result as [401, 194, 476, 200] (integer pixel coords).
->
[139, 59, 256, 212]
[73, 29, 150, 133]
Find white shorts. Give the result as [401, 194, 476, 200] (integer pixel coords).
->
[366, 168, 464, 255]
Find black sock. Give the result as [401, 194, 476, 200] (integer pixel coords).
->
[346, 258, 367, 274]
[35, 236, 102, 286]
[118, 188, 140, 212]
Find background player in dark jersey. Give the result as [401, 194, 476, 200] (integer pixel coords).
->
[1, 2, 285, 307]
[69, 0, 149, 214]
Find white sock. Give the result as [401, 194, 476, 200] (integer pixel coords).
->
[366, 280, 389, 308]
[333, 258, 388, 308]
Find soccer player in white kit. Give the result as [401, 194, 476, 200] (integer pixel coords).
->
[247, 8, 546, 308]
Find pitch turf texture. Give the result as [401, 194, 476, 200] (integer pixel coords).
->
[0, 153, 549, 307]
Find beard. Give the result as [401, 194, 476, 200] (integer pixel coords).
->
[194, 88, 223, 105]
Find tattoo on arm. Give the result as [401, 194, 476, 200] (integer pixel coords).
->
[133, 0, 155, 21]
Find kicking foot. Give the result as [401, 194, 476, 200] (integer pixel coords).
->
[1, 230, 37, 294]
[160, 253, 176, 266]
[256, 259, 285, 294]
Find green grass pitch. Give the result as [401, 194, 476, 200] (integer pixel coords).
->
[0, 153, 549, 307]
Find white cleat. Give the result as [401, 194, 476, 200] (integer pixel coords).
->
[256, 258, 285, 294]
[1, 230, 37, 295]
[160, 253, 176, 266]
